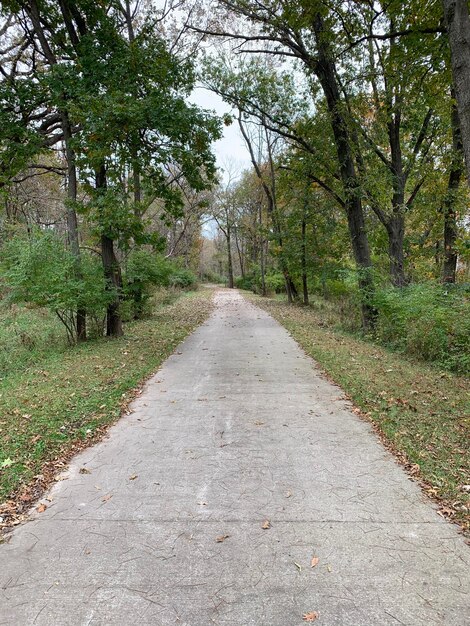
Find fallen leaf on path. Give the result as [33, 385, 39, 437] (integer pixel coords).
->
[261, 519, 271, 530]
[37, 503, 47, 513]
[216, 534, 230, 543]
[284, 490, 292, 498]
[129, 474, 138, 480]
[294, 562, 302, 573]
[79, 467, 91, 474]
[102, 494, 112, 502]
[197, 501, 207, 506]
[311, 556, 319, 568]
[254, 420, 265, 426]
[302, 612, 318, 622]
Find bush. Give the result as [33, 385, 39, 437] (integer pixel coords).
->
[200, 270, 225, 284]
[123, 250, 197, 318]
[1, 231, 111, 343]
[169, 267, 197, 289]
[265, 272, 286, 294]
[373, 283, 470, 374]
[235, 275, 254, 291]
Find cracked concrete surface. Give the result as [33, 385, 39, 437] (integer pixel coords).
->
[0, 289, 469, 625]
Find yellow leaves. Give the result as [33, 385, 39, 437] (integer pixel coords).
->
[216, 534, 229, 543]
[261, 519, 271, 529]
[311, 556, 319, 568]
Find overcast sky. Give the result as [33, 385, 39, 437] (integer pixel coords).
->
[189, 86, 251, 181]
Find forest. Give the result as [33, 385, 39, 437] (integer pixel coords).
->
[1, 0, 469, 369]
[0, 2, 469, 529]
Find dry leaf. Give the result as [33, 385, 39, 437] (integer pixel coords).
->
[102, 494, 112, 502]
[129, 474, 138, 480]
[216, 534, 230, 543]
[79, 467, 91, 474]
[261, 519, 271, 530]
[311, 556, 319, 568]
[37, 503, 47, 513]
[197, 501, 207, 506]
[284, 490, 292, 498]
[302, 612, 318, 622]
[294, 562, 302, 573]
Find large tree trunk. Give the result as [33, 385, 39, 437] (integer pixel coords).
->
[96, 166, 123, 337]
[313, 13, 375, 328]
[443, 99, 464, 283]
[443, 0, 470, 185]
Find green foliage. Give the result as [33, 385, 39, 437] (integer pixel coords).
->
[200, 270, 226, 284]
[373, 284, 470, 374]
[122, 249, 197, 319]
[1, 231, 111, 342]
[265, 272, 286, 293]
[234, 275, 255, 291]
[169, 267, 197, 289]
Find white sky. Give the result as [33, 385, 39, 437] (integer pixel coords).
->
[189, 86, 251, 179]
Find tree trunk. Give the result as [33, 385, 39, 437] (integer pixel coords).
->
[234, 227, 245, 278]
[226, 228, 234, 288]
[96, 165, 123, 337]
[443, 98, 464, 283]
[259, 203, 267, 296]
[313, 12, 375, 328]
[25, 0, 86, 341]
[62, 115, 86, 341]
[301, 215, 309, 305]
[443, 0, 470, 184]
[101, 234, 123, 337]
[386, 215, 407, 287]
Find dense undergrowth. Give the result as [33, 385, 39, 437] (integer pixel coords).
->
[247, 291, 470, 533]
[0, 287, 213, 524]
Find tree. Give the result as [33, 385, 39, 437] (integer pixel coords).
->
[443, 0, 470, 184]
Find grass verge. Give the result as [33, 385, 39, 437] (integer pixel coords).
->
[246, 292, 470, 534]
[0, 288, 214, 534]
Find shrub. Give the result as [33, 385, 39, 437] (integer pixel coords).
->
[265, 272, 285, 294]
[373, 283, 470, 374]
[123, 250, 197, 318]
[235, 275, 254, 291]
[169, 267, 197, 289]
[1, 231, 111, 343]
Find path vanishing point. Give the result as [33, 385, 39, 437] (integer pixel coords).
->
[0, 290, 469, 625]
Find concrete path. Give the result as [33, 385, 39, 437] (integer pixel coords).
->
[0, 290, 469, 626]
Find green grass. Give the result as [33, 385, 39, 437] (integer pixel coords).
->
[246, 292, 470, 533]
[0, 288, 213, 520]
[0, 303, 67, 377]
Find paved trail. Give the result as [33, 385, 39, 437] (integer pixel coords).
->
[1, 290, 469, 625]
